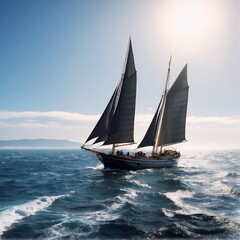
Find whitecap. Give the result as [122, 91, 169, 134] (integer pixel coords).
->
[110, 188, 140, 210]
[162, 208, 175, 217]
[87, 164, 103, 170]
[0, 194, 67, 236]
[121, 187, 139, 200]
[83, 188, 139, 223]
[105, 187, 139, 214]
[203, 180, 237, 197]
[44, 215, 97, 239]
[165, 190, 202, 215]
[128, 179, 152, 189]
[214, 171, 238, 179]
[85, 209, 119, 222]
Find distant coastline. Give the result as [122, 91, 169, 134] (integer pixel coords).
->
[0, 139, 81, 149]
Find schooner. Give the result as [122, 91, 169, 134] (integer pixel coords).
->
[82, 39, 189, 170]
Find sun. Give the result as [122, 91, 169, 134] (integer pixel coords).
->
[150, 0, 229, 56]
[169, 1, 207, 43]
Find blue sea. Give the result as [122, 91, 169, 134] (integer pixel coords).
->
[0, 149, 239, 239]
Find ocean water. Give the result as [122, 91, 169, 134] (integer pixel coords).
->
[0, 149, 239, 239]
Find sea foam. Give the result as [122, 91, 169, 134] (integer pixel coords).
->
[165, 190, 202, 215]
[0, 194, 65, 235]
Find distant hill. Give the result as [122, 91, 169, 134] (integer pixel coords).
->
[0, 139, 81, 149]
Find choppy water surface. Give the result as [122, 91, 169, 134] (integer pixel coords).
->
[0, 149, 239, 239]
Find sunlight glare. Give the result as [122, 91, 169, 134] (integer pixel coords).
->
[149, 0, 229, 57]
[170, 1, 206, 42]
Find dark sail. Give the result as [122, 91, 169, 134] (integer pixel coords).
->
[138, 97, 162, 148]
[104, 40, 137, 145]
[158, 64, 189, 146]
[85, 39, 137, 146]
[85, 83, 120, 144]
[138, 64, 188, 149]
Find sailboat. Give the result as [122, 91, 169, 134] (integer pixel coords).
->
[82, 39, 189, 170]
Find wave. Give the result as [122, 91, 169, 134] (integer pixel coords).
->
[0, 194, 67, 236]
[164, 190, 204, 215]
[202, 180, 239, 197]
[44, 188, 139, 239]
[44, 202, 124, 238]
[86, 164, 103, 170]
[214, 171, 239, 178]
[127, 179, 152, 189]
[44, 217, 97, 239]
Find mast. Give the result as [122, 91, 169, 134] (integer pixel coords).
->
[152, 55, 172, 155]
[112, 144, 116, 155]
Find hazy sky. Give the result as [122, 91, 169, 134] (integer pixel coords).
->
[0, 0, 240, 149]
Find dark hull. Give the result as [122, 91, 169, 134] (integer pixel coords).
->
[98, 153, 178, 170]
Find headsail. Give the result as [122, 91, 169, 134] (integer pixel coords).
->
[84, 84, 120, 144]
[85, 39, 137, 146]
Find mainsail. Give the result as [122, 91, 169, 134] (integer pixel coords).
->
[138, 64, 189, 150]
[85, 39, 137, 146]
[159, 64, 188, 146]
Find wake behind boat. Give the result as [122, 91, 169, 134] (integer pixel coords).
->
[82, 39, 189, 170]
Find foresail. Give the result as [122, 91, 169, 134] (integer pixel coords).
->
[84, 83, 120, 144]
[104, 39, 137, 145]
[158, 64, 189, 146]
